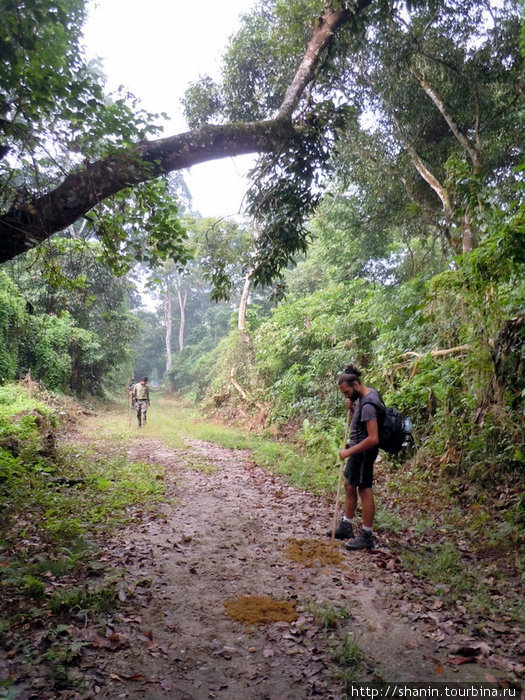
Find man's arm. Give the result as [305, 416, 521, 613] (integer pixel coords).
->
[339, 420, 379, 460]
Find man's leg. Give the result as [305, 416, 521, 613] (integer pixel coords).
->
[136, 402, 142, 427]
[329, 479, 356, 539]
[359, 487, 375, 528]
[142, 404, 147, 426]
[344, 481, 358, 519]
[345, 469, 375, 550]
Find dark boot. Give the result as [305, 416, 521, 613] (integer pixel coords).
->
[345, 528, 374, 550]
[327, 519, 354, 540]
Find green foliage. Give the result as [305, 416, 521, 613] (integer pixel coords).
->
[29, 312, 99, 393]
[2, 239, 139, 395]
[246, 105, 340, 286]
[254, 280, 383, 424]
[95, 178, 190, 275]
[0, 383, 56, 470]
[48, 585, 117, 614]
[1, 0, 178, 275]
[183, 0, 325, 126]
[0, 272, 26, 381]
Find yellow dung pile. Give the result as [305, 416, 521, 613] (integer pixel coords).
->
[224, 595, 298, 624]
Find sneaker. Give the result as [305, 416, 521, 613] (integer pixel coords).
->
[344, 528, 374, 550]
[327, 519, 354, 540]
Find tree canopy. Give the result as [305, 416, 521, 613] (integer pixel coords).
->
[0, 0, 522, 289]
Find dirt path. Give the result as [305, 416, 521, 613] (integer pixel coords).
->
[74, 434, 499, 699]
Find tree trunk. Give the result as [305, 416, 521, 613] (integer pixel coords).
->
[461, 213, 476, 253]
[164, 284, 175, 393]
[410, 67, 483, 174]
[238, 272, 253, 341]
[177, 286, 187, 352]
[164, 285, 173, 374]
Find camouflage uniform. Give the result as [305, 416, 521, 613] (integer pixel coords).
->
[132, 381, 150, 427]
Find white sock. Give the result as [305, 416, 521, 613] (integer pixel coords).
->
[343, 516, 353, 523]
[362, 526, 373, 533]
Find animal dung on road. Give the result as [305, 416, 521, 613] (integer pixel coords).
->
[224, 595, 298, 624]
[284, 538, 344, 567]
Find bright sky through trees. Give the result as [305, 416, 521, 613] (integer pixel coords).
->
[83, 0, 255, 217]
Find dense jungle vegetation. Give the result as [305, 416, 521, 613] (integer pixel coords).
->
[0, 0, 523, 677]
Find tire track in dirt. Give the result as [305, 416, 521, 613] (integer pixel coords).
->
[92, 436, 493, 698]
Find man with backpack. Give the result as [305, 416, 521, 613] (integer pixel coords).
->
[330, 364, 382, 550]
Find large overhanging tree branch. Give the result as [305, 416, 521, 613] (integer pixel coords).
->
[0, 2, 371, 265]
[0, 120, 294, 263]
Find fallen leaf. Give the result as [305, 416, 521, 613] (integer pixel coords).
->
[448, 656, 475, 666]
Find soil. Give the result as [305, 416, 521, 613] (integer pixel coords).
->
[67, 432, 514, 699]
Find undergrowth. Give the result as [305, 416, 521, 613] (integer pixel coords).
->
[0, 382, 166, 695]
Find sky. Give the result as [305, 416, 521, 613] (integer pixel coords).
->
[83, 0, 256, 218]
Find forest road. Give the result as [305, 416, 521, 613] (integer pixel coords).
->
[94, 436, 495, 699]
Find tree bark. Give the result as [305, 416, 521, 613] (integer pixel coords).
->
[164, 284, 173, 375]
[237, 271, 254, 341]
[399, 345, 470, 359]
[402, 139, 453, 221]
[409, 67, 483, 174]
[176, 286, 187, 352]
[277, 2, 372, 118]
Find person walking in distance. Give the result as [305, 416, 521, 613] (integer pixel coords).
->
[330, 364, 381, 550]
[132, 377, 150, 428]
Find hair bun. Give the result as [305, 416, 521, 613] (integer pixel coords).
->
[344, 364, 361, 377]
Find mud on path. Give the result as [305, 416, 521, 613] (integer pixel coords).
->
[75, 433, 501, 699]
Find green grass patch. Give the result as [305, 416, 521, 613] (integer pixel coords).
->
[48, 584, 118, 615]
[41, 450, 165, 535]
[185, 460, 219, 474]
[303, 599, 352, 632]
[329, 632, 366, 686]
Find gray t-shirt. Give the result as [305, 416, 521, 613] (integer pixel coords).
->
[349, 388, 382, 446]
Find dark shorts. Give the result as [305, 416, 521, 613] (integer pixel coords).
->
[344, 448, 378, 488]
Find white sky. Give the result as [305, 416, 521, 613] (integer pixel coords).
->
[83, 0, 256, 218]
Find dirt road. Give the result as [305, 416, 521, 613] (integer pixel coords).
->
[78, 435, 495, 699]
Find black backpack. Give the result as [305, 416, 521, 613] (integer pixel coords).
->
[361, 395, 413, 455]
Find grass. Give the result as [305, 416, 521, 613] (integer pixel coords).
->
[0, 384, 171, 696]
[329, 633, 366, 688]
[303, 599, 352, 632]
[379, 460, 524, 624]
[301, 597, 366, 689]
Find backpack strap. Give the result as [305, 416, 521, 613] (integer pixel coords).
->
[359, 394, 385, 422]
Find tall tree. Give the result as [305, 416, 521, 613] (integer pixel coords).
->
[326, 0, 523, 254]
